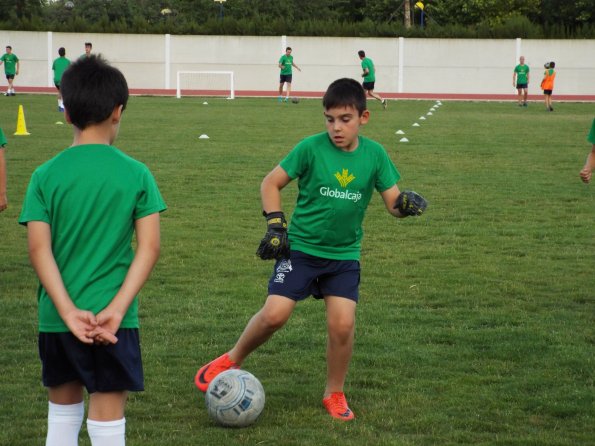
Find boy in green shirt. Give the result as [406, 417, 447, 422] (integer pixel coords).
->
[0, 45, 19, 96]
[195, 78, 427, 421]
[358, 50, 387, 109]
[52, 47, 70, 112]
[19, 55, 166, 445]
[513, 56, 530, 107]
[278, 46, 301, 102]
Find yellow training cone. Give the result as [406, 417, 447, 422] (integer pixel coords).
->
[14, 104, 30, 136]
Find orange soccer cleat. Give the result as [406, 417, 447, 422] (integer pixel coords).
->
[194, 353, 239, 393]
[322, 392, 355, 421]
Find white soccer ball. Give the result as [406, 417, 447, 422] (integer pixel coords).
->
[205, 369, 265, 427]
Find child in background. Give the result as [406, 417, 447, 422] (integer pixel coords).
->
[540, 61, 556, 111]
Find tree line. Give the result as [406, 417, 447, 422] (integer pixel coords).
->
[1, 0, 594, 38]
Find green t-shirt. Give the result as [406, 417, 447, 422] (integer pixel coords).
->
[514, 64, 530, 84]
[361, 57, 375, 83]
[280, 132, 400, 260]
[19, 144, 167, 333]
[279, 54, 293, 75]
[1, 53, 18, 75]
[52, 56, 71, 84]
[588, 118, 595, 145]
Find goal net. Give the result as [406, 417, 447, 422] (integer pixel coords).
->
[176, 71, 235, 99]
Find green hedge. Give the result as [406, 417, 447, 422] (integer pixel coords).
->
[1, 16, 594, 38]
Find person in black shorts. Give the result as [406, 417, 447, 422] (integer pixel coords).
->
[19, 55, 166, 446]
[278, 47, 301, 102]
[358, 50, 386, 109]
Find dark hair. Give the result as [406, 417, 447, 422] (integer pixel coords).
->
[61, 55, 128, 130]
[6, 45, 11, 50]
[85, 42, 92, 48]
[549, 61, 555, 68]
[322, 78, 366, 116]
[58, 47, 66, 57]
[358, 50, 365, 57]
[286, 46, 292, 51]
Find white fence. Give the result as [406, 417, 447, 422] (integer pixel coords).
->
[1, 30, 594, 97]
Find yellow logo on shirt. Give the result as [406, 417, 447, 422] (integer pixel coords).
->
[334, 169, 355, 188]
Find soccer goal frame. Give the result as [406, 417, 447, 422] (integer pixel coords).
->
[176, 71, 235, 99]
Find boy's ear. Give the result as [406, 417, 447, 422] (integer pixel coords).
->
[64, 108, 72, 124]
[360, 109, 370, 124]
[111, 104, 124, 123]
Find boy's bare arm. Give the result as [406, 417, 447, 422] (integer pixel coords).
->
[27, 221, 111, 344]
[91, 213, 161, 342]
[261, 165, 291, 213]
[381, 185, 404, 218]
[580, 144, 595, 183]
[0, 149, 7, 212]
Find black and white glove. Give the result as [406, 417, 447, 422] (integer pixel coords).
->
[394, 191, 428, 217]
[256, 211, 290, 260]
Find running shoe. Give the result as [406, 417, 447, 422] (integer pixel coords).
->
[194, 353, 239, 393]
[322, 392, 355, 421]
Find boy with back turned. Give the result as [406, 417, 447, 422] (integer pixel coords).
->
[195, 78, 427, 421]
[19, 55, 166, 445]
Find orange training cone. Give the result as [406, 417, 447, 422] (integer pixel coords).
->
[14, 104, 30, 136]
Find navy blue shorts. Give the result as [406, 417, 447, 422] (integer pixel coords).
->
[544, 89, 553, 95]
[280, 74, 293, 84]
[38, 329, 144, 393]
[516, 83, 528, 89]
[362, 81, 375, 91]
[5, 74, 14, 80]
[268, 250, 360, 302]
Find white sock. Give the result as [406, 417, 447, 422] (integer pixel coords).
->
[46, 401, 84, 446]
[87, 418, 126, 446]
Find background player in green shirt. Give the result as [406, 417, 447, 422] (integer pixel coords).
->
[579, 118, 595, 183]
[513, 56, 530, 107]
[278, 46, 301, 102]
[0, 45, 19, 96]
[358, 50, 387, 109]
[195, 78, 427, 421]
[52, 47, 71, 112]
[79, 41, 92, 59]
[19, 55, 166, 446]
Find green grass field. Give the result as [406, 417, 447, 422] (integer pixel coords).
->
[0, 95, 593, 445]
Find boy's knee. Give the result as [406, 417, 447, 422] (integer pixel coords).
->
[328, 318, 355, 339]
[258, 308, 290, 331]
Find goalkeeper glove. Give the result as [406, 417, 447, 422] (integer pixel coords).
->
[256, 211, 290, 260]
[394, 191, 428, 217]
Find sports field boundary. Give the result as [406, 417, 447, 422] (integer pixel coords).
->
[11, 86, 595, 102]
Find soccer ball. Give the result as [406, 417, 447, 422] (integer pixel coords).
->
[291, 97, 299, 104]
[205, 369, 265, 427]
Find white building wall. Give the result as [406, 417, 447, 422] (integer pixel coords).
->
[1, 30, 594, 96]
